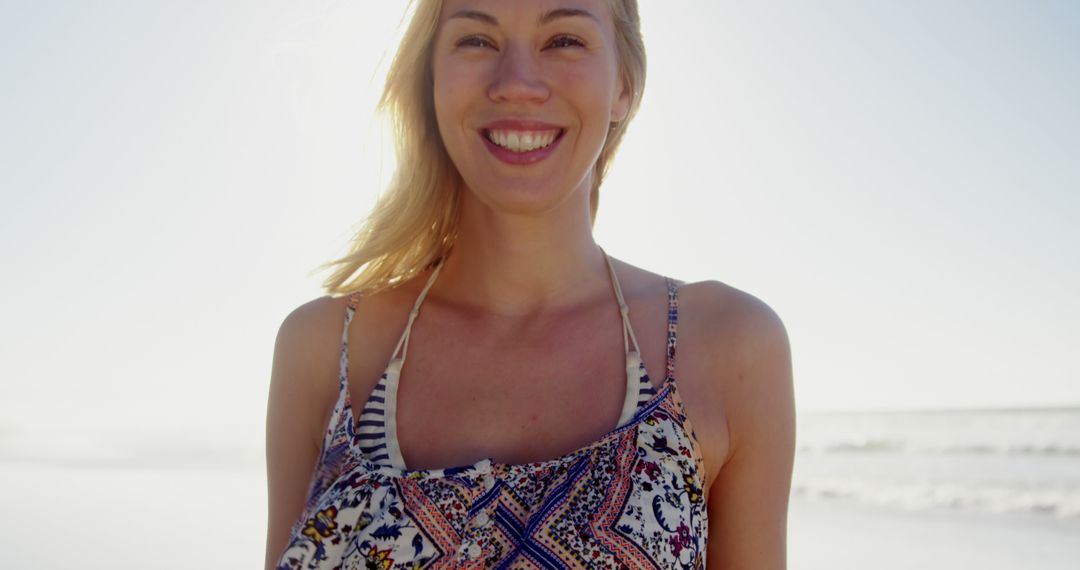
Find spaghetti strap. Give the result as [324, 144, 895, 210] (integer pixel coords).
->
[663, 277, 679, 384]
[339, 294, 362, 392]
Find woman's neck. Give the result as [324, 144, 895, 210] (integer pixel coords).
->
[433, 195, 612, 317]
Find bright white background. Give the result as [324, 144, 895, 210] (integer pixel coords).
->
[1, 1, 1077, 568]
[3, 0, 1077, 430]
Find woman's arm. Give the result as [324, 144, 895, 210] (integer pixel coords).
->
[264, 299, 339, 570]
[705, 295, 796, 569]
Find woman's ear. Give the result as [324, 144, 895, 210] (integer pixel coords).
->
[610, 78, 632, 123]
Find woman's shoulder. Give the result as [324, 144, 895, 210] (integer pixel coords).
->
[275, 295, 353, 354]
[273, 284, 421, 371]
[612, 256, 788, 355]
[276, 282, 417, 342]
[678, 279, 789, 360]
[675, 277, 791, 417]
[614, 258, 792, 468]
[271, 295, 356, 398]
[614, 257, 790, 381]
[679, 278, 793, 471]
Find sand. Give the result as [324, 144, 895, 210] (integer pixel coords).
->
[789, 499, 1080, 570]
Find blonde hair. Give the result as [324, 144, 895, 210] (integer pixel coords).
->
[322, 0, 646, 295]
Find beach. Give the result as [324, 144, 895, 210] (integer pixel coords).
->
[3, 463, 1077, 569]
[789, 499, 1080, 569]
[2, 408, 1078, 568]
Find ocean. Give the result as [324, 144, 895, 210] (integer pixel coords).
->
[793, 407, 1080, 521]
[2, 407, 1078, 568]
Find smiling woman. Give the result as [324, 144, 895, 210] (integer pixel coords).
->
[265, 1, 794, 569]
[433, 4, 630, 209]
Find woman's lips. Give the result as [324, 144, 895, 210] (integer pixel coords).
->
[477, 119, 565, 165]
[480, 129, 564, 165]
[484, 129, 562, 151]
[479, 122, 565, 165]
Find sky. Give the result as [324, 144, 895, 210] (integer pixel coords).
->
[1, 0, 1078, 453]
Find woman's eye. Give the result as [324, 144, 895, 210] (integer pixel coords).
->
[457, 35, 496, 49]
[547, 35, 585, 49]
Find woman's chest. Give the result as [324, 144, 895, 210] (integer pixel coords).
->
[335, 291, 730, 492]
[385, 325, 657, 469]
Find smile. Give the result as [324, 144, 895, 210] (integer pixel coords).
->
[483, 129, 563, 153]
[478, 121, 566, 165]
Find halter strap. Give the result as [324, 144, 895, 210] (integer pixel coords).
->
[391, 249, 641, 367]
[601, 247, 642, 357]
[389, 260, 445, 363]
[347, 249, 673, 469]
[355, 255, 675, 382]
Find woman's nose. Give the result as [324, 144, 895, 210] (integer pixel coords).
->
[487, 43, 550, 104]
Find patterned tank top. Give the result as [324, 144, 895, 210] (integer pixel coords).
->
[275, 252, 708, 569]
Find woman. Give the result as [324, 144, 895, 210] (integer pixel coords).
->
[266, 0, 794, 568]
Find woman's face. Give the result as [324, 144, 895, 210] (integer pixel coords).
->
[431, 0, 629, 217]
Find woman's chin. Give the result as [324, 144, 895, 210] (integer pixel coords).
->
[460, 181, 590, 220]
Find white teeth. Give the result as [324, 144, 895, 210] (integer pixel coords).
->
[485, 129, 560, 152]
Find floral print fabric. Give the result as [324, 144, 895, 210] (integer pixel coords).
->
[275, 275, 708, 569]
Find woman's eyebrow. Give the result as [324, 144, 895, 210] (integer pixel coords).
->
[537, 8, 599, 26]
[446, 8, 599, 27]
[447, 9, 498, 26]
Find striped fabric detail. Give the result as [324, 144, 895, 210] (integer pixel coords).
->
[635, 357, 657, 405]
[343, 293, 394, 464]
[354, 377, 391, 464]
